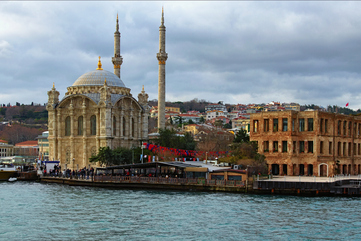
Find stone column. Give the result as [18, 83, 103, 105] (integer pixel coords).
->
[120, 110, 124, 137]
[57, 109, 62, 163]
[138, 111, 142, 139]
[96, 108, 100, 151]
[69, 101, 74, 169]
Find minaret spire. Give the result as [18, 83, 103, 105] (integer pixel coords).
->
[157, 7, 168, 130]
[112, 14, 123, 78]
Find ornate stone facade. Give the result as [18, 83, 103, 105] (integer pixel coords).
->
[46, 18, 149, 170]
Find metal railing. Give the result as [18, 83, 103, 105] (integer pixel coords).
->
[92, 175, 245, 187]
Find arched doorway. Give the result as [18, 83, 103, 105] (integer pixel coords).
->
[271, 164, 279, 175]
[318, 163, 328, 177]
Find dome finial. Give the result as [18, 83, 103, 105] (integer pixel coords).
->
[53, 82, 55, 88]
[97, 56, 103, 70]
[142, 85, 144, 91]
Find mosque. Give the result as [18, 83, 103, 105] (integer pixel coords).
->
[46, 10, 167, 170]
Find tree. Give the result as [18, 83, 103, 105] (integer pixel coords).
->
[199, 116, 205, 123]
[233, 129, 249, 143]
[219, 142, 267, 174]
[174, 115, 183, 125]
[89, 146, 115, 166]
[155, 128, 196, 151]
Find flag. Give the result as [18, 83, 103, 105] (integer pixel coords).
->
[346, 103, 349, 107]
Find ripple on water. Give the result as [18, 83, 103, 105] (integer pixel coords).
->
[1, 182, 361, 240]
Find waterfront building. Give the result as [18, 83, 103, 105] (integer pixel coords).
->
[250, 110, 361, 177]
[0, 140, 14, 158]
[14, 141, 39, 158]
[36, 131, 49, 161]
[46, 16, 149, 170]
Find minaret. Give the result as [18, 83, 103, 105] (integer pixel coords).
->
[112, 14, 123, 78]
[156, 7, 168, 130]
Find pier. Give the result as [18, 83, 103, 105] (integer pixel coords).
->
[40, 175, 249, 193]
[253, 175, 361, 196]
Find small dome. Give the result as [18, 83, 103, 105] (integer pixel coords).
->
[72, 69, 126, 87]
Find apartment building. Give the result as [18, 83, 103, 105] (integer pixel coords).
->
[250, 110, 361, 177]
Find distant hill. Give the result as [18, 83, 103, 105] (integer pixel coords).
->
[0, 104, 47, 124]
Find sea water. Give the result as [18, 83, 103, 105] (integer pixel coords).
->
[0, 181, 360, 241]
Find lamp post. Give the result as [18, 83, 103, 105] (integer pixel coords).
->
[205, 152, 208, 164]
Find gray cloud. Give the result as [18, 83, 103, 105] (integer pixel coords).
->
[0, 1, 361, 110]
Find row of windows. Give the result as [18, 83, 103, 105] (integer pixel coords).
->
[254, 118, 314, 133]
[263, 141, 314, 153]
[254, 117, 361, 137]
[65, 115, 96, 136]
[65, 115, 137, 137]
[263, 140, 361, 156]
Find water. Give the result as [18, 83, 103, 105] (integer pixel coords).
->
[1, 182, 360, 241]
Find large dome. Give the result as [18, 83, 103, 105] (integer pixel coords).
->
[72, 69, 126, 87]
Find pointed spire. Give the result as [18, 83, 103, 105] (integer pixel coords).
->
[104, 78, 107, 85]
[53, 82, 55, 88]
[161, 6, 164, 26]
[116, 13, 119, 33]
[97, 56, 103, 70]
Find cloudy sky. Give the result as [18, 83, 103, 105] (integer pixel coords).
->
[1, 1, 361, 109]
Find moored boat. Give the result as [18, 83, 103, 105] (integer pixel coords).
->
[0, 164, 17, 181]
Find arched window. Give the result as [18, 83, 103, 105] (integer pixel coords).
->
[90, 115, 96, 135]
[78, 116, 83, 135]
[122, 117, 126, 137]
[65, 116, 71, 136]
[113, 116, 116, 136]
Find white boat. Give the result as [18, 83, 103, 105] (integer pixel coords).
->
[0, 164, 17, 181]
[8, 177, 17, 182]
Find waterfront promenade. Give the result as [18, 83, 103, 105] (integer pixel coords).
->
[40, 175, 249, 193]
[254, 174, 361, 196]
[39, 174, 361, 196]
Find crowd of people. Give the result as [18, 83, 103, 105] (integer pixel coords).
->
[42, 165, 95, 180]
